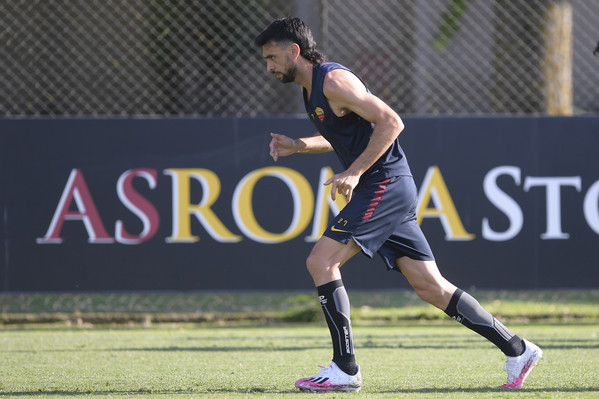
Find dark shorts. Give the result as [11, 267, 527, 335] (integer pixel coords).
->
[323, 174, 435, 272]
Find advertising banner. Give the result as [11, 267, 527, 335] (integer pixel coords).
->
[1, 116, 598, 291]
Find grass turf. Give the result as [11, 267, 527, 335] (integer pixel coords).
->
[1, 322, 598, 398]
[2, 290, 598, 324]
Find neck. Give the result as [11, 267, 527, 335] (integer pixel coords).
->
[294, 58, 316, 92]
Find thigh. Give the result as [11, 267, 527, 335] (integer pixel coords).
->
[396, 257, 448, 286]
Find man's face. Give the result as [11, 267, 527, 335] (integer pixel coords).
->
[262, 41, 297, 84]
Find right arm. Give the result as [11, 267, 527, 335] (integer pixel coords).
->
[269, 132, 332, 162]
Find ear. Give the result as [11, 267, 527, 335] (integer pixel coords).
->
[289, 43, 301, 60]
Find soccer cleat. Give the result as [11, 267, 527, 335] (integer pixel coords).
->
[501, 339, 543, 389]
[295, 362, 362, 392]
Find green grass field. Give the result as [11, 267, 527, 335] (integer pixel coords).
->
[1, 291, 598, 398]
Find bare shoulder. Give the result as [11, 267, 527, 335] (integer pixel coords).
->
[322, 69, 370, 118]
[323, 68, 365, 99]
[322, 67, 401, 124]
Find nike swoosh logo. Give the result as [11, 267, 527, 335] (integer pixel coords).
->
[330, 226, 350, 233]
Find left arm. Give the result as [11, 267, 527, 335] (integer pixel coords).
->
[323, 69, 404, 201]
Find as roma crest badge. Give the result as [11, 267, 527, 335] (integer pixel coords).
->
[315, 107, 325, 122]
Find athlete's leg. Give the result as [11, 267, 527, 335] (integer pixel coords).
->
[306, 236, 361, 286]
[305, 236, 361, 376]
[396, 256, 525, 357]
[394, 257, 456, 309]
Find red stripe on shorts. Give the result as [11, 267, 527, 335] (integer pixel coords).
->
[361, 178, 391, 222]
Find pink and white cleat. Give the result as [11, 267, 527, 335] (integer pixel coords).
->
[295, 362, 362, 392]
[501, 339, 543, 389]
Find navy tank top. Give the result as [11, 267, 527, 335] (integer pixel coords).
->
[303, 62, 411, 179]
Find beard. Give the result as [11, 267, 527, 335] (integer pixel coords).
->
[275, 63, 296, 84]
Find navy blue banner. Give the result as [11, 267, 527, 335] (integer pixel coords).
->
[1, 116, 598, 291]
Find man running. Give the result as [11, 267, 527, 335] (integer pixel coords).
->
[255, 17, 542, 392]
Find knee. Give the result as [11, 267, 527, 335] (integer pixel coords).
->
[412, 281, 449, 309]
[305, 252, 319, 276]
[412, 281, 438, 303]
[306, 252, 327, 277]
[397, 258, 455, 309]
[305, 252, 338, 284]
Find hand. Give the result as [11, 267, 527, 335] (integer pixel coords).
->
[269, 133, 297, 162]
[324, 171, 360, 202]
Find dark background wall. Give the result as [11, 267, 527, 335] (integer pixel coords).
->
[1, 116, 598, 291]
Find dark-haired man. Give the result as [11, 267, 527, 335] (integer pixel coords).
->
[255, 17, 542, 392]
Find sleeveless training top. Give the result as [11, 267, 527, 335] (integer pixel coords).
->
[303, 62, 411, 180]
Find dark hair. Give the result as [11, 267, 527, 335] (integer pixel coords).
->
[254, 17, 325, 64]
[594, 41, 599, 56]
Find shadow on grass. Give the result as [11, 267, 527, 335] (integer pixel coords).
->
[1, 386, 598, 396]
[119, 345, 328, 352]
[5, 334, 599, 353]
[0, 388, 301, 396]
[376, 387, 599, 394]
